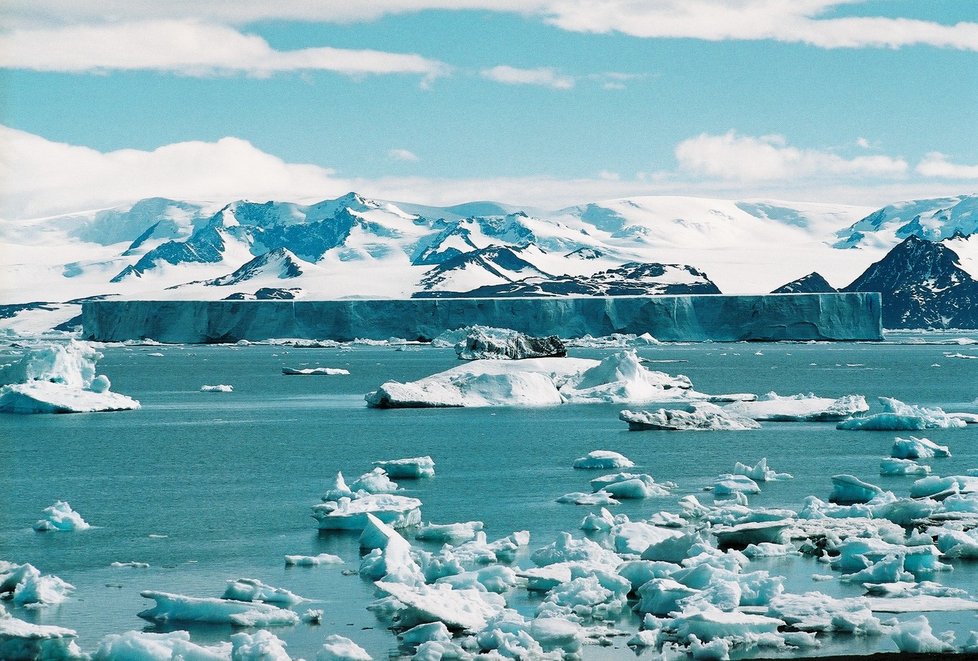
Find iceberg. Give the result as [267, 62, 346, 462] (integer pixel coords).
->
[415, 521, 484, 543]
[94, 630, 230, 660]
[572, 450, 634, 470]
[837, 397, 968, 430]
[372, 456, 435, 479]
[891, 436, 951, 459]
[910, 475, 978, 499]
[889, 616, 955, 653]
[282, 367, 350, 375]
[0, 341, 139, 414]
[590, 472, 671, 499]
[222, 578, 306, 606]
[620, 405, 760, 431]
[284, 553, 343, 566]
[453, 326, 566, 360]
[32, 501, 90, 532]
[200, 384, 233, 392]
[232, 630, 291, 661]
[137, 591, 300, 626]
[313, 494, 422, 530]
[828, 474, 884, 504]
[557, 350, 694, 403]
[0, 606, 84, 661]
[732, 458, 792, 482]
[724, 392, 868, 422]
[880, 458, 931, 476]
[317, 634, 372, 661]
[373, 581, 505, 631]
[713, 475, 762, 497]
[0, 563, 74, 608]
[348, 468, 399, 494]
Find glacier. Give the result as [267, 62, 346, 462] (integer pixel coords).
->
[82, 292, 883, 343]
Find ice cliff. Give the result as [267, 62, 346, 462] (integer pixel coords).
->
[82, 293, 882, 344]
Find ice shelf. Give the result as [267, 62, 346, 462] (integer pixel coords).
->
[82, 293, 883, 344]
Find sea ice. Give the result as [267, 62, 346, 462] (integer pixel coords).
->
[713, 475, 762, 498]
[285, 553, 343, 566]
[837, 397, 967, 430]
[828, 474, 884, 504]
[610, 522, 685, 556]
[0, 341, 139, 414]
[889, 616, 954, 653]
[137, 591, 300, 627]
[453, 326, 566, 360]
[0, 607, 84, 661]
[572, 450, 634, 470]
[620, 405, 760, 431]
[880, 458, 931, 476]
[766, 592, 883, 634]
[231, 630, 292, 661]
[222, 578, 306, 606]
[671, 606, 784, 641]
[200, 384, 233, 392]
[349, 468, 399, 494]
[317, 634, 372, 661]
[372, 456, 435, 479]
[373, 581, 505, 631]
[732, 458, 792, 482]
[590, 472, 671, 499]
[415, 521, 484, 543]
[557, 350, 694, 403]
[282, 367, 350, 375]
[724, 392, 868, 422]
[910, 475, 978, 499]
[313, 494, 422, 530]
[891, 436, 951, 459]
[94, 630, 230, 661]
[711, 521, 792, 549]
[32, 501, 91, 532]
[0, 563, 74, 608]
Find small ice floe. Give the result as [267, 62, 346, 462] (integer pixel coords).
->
[110, 561, 149, 569]
[611, 522, 685, 556]
[281, 367, 350, 375]
[313, 494, 422, 530]
[415, 521, 484, 544]
[453, 326, 566, 360]
[0, 340, 140, 414]
[890, 615, 955, 653]
[348, 468, 399, 494]
[713, 475, 761, 498]
[302, 608, 323, 624]
[590, 472, 671, 499]
[828, 474, 884, 504]
[373, 581, 505, 631]
[565, 332, 660, 348]
[910, 474, 978, 499]
[200, 384, 233, 392]
[837, 397, 967, 431]
[285, 553, 343, 567]
[944, 352, 978, 359]
[572, 450, 634, 470]
[222, 578, 307, 606]
[231, 630, 292, 659]
[137, 591, 300, 626]
[0, 562, 74, 608]
[579, 507, 624, 533]
[880, 458, 931, 476]
[372, 456, 435, 479]
[556, 491, 620, 506]
[733, 458, 792, 482]
[743, 542, 798, 558]
[0, 605, 84, 660]
[933, 527, 978, 559]
[620, 404, 760, 431]
[435, 565, 517, 594]
[358, 514, 424, 585]
[530, 532, 620, 569]
[831, 537, 947, 575]
[318, 634, 372, 660]
[725, 392, 868, 422]
[766, 592, 884, 635]
[95, 630, 230, 660]
[712, 521, 793, 549]
[891, 435, 951, 459]
[32, 501, 90, 532]
[556, 350, 694, 403]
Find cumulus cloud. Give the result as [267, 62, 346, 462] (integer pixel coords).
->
[0, 20, 451, 80]
[916, 152, 978, 179]
[481, 65, 575, 89]
[388, 148, 420, 162]
[3, 1, 976, 51]
[0, 125, 351, 219]
[675, 131, 909, 181]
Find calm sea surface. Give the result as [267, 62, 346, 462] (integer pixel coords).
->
[2, 336, 978, 659]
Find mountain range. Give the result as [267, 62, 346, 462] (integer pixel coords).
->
[2, 191, 977, 333]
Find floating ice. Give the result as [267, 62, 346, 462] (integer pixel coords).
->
[611, 522, 685, 556]
[724, 392, 868, 422]
[828, 474, 884, 504]
[635, 578, 698, 615]
[766, 592, 882, 634]
[572, 450, 633, 470]
[137, 591, 300, 627]
[435, 566, 517, 594]
[453, 326, 566, 360]
[713, 475, 762, 498]
[302, 609, 323, 624]
[372, 456, 435, 479]
[95, 630, 229, 661]
[880, 458, 931, 476]
[620, 405, 760, 431]
[640, 530, 703, 563]
[317, 634, 372, 660]
[285, 553, 343, 566]
[358, 514, 424, 585]
[282, 367, 350, 375]
[349, 468, 399, 494]
[0, 606, 84, 660]
[837, 397, 967, 431]
[910, 475, 978, 499]
[415, 521, 484, 543]
[558, 350, 693, 403]
[0, 563, 74, 608]
[538, 570, 630, 619]
[743, 542, 798, 558]
[712, 521, 792, 549]
[732, 458, 792, 482]
[222, 578, 306, 606]
[200, 384, 233, 393]
[313, 494, 422, 530]
[671, 606, 784, 641]
[891, 436, 951, 459]
[231, 630, 292, 661]
[530, 533, 620, 568]
[33, 501, 90, 532]
[590, 472, 671, 499]
[889, 616, 954, 653]
[373, 581, 505, 631]
[111, 561, 149, 568]
[0, 341, 139, 414]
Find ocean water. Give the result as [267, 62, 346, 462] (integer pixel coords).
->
[2, 337, 978, 659]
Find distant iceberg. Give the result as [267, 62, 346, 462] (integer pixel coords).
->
[372, 456, 435, 479]
[620, 405, 760, 431]
[0, 341, 139, 414]
[724, 392, 868, 422]
[449, 326, 566, 360]
[838, 397, 968, 431]
[33, 501, 90, 532]
[282, 367, 350, 375]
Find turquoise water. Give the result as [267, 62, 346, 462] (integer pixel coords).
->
[2, 339, 978, 658]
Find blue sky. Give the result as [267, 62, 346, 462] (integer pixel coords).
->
[0, 1, 976, 218]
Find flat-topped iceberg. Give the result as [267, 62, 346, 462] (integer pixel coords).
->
[32, 501, 90, 532]
[137, 591, 300, 626]
[838, 397, 968, 431]
[366, 351, 705, 408]
[724, 392, 868, 422]
[0, 341, 139, 414]
[313, 494, 422, 530]
[620, 404, 760, 431]
[573, 450, 634, 470]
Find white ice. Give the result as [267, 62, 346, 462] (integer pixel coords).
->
[724, 392, 868, 422]
[372, 456, 435, 479]
[94, 630, 230, 661]
[317, 634, 372, 661]
[415, 521, 484, 543]
[282, 367, 350, 375]
[572, 450, 634, 470]
[620, 405, 760, 431]
[891, 436, 951, 459]
[222, 578, 306, 606]
[313, 494, 422, 530]
[837, 397, 967, 431]
[137, 591, 300, 627]
[0, 605, 84, 661]
[200, 384, 234, 393]
[32, 501, 91, 532]
[828, 474, 884, 504]
[733, 458, 792, 482]
[373, 581, 505, 631]
[889, 616, 954, 653]
[880, 458, 931, 476]
[284, 553, 343, 566]
[0, 563, 74, 608]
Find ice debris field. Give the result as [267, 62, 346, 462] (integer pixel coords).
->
[2, 325, 978, 661]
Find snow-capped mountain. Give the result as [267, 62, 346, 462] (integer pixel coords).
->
[844, 235, 978, 328]
[834, 194, 978, 250]
[771, 272, 836, 294]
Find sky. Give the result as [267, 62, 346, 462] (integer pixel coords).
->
[0, 1, 976, 219]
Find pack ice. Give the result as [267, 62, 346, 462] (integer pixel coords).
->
[0, 341, 139, 414]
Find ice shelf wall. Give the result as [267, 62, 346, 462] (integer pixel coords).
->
[82, 293, 883, 343]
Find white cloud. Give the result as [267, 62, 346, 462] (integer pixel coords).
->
[675, 131, 909, 181]
[388, 148, 420, 162]
[0, 125, 351, 219]
[916, 152, 978, 179]
[3, 1, 976, 51]
[0, 20, 451, 80]
[481, 65, 575, 89]
[856, 137, 871, 149]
